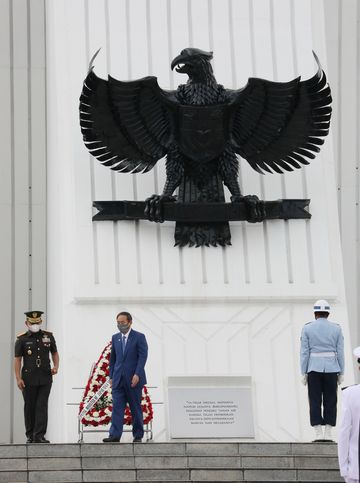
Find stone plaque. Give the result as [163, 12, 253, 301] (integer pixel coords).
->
[167, 376, 255, 438]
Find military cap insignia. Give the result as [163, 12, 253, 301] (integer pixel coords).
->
[24, 310, 44, 324]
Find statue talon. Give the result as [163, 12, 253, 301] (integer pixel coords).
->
[243, 195, 266, 223]
[144, 195, 176, 223]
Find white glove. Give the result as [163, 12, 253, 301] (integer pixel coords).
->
[337, 374, 344, 385]
[301, 374, 308, 386]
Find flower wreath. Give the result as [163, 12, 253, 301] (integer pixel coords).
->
[79, 341, 153, 427]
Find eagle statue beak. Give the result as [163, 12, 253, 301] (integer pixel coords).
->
[171, 52, 189, 72]
[171, 48, 213, 72]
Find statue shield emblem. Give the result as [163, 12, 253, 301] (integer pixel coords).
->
[177, 105, 227, 162]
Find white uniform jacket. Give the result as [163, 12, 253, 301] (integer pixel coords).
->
[338, 384, 360, 480]
[300, 318, 344, 375]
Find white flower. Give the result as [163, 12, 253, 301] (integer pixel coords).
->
[93, 411, 99, 417]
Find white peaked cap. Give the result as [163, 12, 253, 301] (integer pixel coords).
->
[353, 346, 360, 359]
[313, 299, 331, 312]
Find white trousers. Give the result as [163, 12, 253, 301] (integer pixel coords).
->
[345, 478, 359, 483]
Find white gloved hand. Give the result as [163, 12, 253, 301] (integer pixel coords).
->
[301, 374, 308, 386]
[337, 374, 344, 385]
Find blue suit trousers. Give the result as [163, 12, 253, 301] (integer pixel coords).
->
[110, 382, 144, 440]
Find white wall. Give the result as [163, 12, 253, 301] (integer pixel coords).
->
[44, 0, 355, 443]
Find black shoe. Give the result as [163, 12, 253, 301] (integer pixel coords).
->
[26, 437, 33, 444]
[33, 436, 50, 443]
[102, 437, 120, 443]
[133, 437, 142, 443]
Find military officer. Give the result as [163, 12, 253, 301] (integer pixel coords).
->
[338, 346, 360, 483]
[14, 311, 59, 443]
[300, 299, 344, 442]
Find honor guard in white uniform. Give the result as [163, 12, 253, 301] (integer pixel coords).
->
[338, 347, 360, 483]
[300, 299, 344, 442]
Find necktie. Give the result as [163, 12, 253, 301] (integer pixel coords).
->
[122, 335, 126, 354]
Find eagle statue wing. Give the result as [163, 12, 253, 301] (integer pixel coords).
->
[80, 64, 176, 173]
[228, 52, 332, 174]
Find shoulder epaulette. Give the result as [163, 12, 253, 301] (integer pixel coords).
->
[42, 330, 53, 334]
[16, 331, 27, 338]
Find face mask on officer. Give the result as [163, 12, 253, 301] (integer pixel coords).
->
[27, 323, 41, 333]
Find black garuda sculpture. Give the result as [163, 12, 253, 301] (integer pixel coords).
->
[80, 48, 331, 247]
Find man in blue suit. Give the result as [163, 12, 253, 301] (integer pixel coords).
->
[103, 311, 148, 443]
[300, 299, 344, 442]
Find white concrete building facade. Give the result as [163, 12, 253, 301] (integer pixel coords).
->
[1, 0, 359, 443]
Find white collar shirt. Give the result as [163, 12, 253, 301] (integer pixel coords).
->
[121, 328, 132, 345]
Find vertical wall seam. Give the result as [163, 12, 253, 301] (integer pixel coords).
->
[269, 0, 292, 285]
[125, 0, 132, 78]
[228, 0, 236, 91]
[187, 0, 193, 46]
[43, 0, 48, 316]
[301, 163, 314, 283]
[229, 0, 250, 283]
[167, 0, 174, 90]
[208, 0, 213, 51]
[200, 0, 213, 284]
[290, 0, 314, 284]
[337, 0, 343, 226]
[84, 0, 99, 284]
[166, 0, 183, 283]
[125, 0, 141, 284]
[9, 0, 15, 444]
[238, 170, 250, 283]
[27, 0, 32, 307]
[253, 0, 272, 284]
[225, 0, 235, 284]
[260, 179, 272, 283]
[208, 0, 228, 283]
[104, 0, 120, 285]
[356, 0, 360, 345]
[201, 247, 208, 284]
[249, 0, 271, 284]
[146, 0, 163, 285]
[291, 0, 314, 284]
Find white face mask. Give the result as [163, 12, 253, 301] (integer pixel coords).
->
[28, 324, 40, 333]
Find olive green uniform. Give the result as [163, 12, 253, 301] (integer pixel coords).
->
[15, 330, 57, 441]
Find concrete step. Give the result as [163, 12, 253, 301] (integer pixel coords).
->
[0, 442, 342, 482]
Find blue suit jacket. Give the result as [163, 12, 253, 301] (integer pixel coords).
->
[109, 329, 148, 388]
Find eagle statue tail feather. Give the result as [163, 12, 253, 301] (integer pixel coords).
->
[174, 173, 231, 247]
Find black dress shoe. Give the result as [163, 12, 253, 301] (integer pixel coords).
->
[133, 437, 142, 443]
[102, 437, 120, 443]
[26, 437, 33, 443]
[33, 437, 50, 443]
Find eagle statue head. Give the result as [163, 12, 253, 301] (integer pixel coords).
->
[171, 48, 214, 83]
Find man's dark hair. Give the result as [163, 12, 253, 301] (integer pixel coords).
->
[315, 311, 329, 318]
[116, 311, 132, 322]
